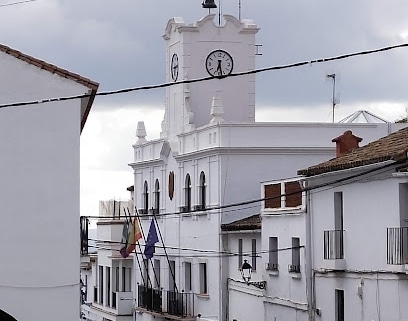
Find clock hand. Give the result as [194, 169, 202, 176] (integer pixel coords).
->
[216, 60, 222, 76]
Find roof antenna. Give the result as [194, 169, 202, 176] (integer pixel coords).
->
[326, 73, 338, 123]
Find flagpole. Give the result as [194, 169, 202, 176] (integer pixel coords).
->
[129, 208, 160, 288]
[152, 211, 179, 293]
[124, 208, 153, 289]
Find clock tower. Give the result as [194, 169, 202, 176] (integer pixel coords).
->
[161, 14, 259, 141]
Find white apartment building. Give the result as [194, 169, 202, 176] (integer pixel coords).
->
[81, 199, 135, 321]
[299, 128, 408, 321]
[0, 44, 98, 321]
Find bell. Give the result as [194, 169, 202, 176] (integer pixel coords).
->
[202, 0, 217, 9]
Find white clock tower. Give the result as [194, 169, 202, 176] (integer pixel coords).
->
[161, 14, 259, 142]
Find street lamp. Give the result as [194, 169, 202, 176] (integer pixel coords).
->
[240, 260, 266, 290]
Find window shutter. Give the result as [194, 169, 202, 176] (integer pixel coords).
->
[285, 181, 302, 207]
[264, 184, 281, 208]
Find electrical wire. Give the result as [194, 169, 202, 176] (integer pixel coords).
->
[87, 239, 304, 258]
[82, 159, 400, 220]
[0, 0, 38, 7]
[1, 43, 408, 109]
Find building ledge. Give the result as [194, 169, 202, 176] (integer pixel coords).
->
[135, 307, 196, 321]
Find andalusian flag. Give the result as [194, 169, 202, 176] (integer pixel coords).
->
[120, 218, 142, 258]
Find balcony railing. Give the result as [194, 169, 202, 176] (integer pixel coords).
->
[324, 229, 344, 260]
[137, 285, 195, 318]
[138, 285, 162, 313]
[265, 263, 278, 271]
[387, 227, 408, 265]
[80, 217, 89, 255]
[288, 264, 301, 273]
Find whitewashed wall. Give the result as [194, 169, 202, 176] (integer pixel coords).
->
[0, 52, 90, 321]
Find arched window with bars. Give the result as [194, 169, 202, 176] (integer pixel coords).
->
[142, 181, 149, 214]
[153, 179, 160, 214]
[197, 171, 206, 210]
[183, 174, 191, 213]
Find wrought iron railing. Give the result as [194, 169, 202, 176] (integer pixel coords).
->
[387, 227, 408, 265]
[165, 290, 194, 318]
[80, 216, 89, 255]
[137, 286, 195, 318]
[324, 229, 344, 259]
[137, 285, 162, 313]
[288, 264, 301, 273]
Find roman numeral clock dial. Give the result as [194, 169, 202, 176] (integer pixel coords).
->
[205, 49, 233, 77]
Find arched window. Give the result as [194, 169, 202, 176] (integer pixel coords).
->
[0, 309, 18, 321]
[142, 181, 149, 214]
[198, 171, 206, 210]
[184, 174, 191, 213]
[154, 179, 160, 214]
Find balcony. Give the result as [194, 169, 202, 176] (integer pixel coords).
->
[387, 227, 408, 265]
[288, 264, 301, 273]
[137, 285, 195, 320]
[180, 206, 191, 214]
[91, 291, 133, 316]
[323, 229, 345, 270]
[193, 204, 206, 211]
[324, 229, 344, 259]
[265, 263, 278, 271]
[80, 217, 89, 256]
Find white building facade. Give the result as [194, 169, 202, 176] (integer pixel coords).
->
[0, 44, 98, 321]
[128, 11, 407, 321]
[299, 128, 408, 321]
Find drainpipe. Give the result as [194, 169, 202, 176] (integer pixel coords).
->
[305, 179, 315, 321]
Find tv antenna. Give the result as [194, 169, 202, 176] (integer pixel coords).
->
[326, 73, 339, 123]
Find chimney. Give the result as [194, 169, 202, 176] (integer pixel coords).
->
[332, 130, 362, 157]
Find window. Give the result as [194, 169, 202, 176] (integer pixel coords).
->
[143, 181, 149, 214]
[334, 192, 343, 231]
[122, 267, 131, 292]
[184, 174, 191, 212]
[115, 267, 119, 292]
[289, 237, 301, 273]
[142, 260, 149, 287]
[238, 239, 243, 269]
[198, 171, 206, 209]
[106, 267, 111, 306]
[285, 181, 302, 207]
[184, 262, 192, 291]
[199, 263, 208, 294]
[154, 179, 160, 214]
[267, 237, 278, 270]
[264, 184, 281, 208]
[169, 260, 176, 291]
[335, 289, 344, 321]
[153, 259, 160, 288]
[99, 265, 104, 304]
[251, 239, 257, 271]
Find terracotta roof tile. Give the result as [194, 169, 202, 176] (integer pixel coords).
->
[221, 214, 261, 231]
[0, 44, 99, 132]
[298, 127, 408, 176]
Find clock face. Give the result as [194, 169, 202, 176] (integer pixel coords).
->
[171, 53, 179, 81]
[205, 49, 233, 77]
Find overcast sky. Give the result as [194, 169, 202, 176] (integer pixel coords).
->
[1, 0, 408, 215]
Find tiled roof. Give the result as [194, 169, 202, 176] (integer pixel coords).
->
[221, 214, 261, 231]
[298, 126, 408, 176]
[0, 44, 99, 131]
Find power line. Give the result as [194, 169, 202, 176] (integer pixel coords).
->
[1, 42, 408, 109]
[0, 0, 38, 7]
[82, 159, 400, 221]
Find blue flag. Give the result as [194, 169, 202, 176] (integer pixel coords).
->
[144, 219, 159, 259]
